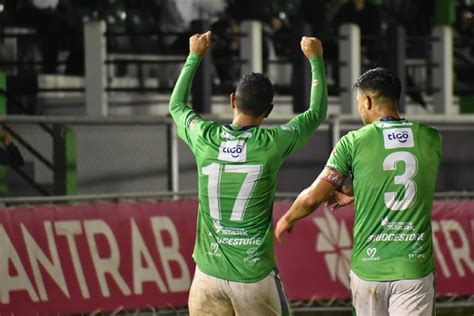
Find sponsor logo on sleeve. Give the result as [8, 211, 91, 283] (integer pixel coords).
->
[281, 124, 296, 131]
[186, 115, 199, 129]
[383, 128, 414, 149]
[218, 140, 247, 162]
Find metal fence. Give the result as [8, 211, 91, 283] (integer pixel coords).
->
[0, 114, 474, 202]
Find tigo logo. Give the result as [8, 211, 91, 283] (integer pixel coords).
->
[383, 128, 414, 149]
[218, 140, 247, 162]
[222, 145, 244, 158]
[387, 130, 409, 143]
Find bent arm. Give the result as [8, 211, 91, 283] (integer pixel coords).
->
[287, 179, 335, 221]
[275, 167, 346, 242]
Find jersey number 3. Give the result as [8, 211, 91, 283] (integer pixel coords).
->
[202, 163, 262, 221]
[383, 151, 418, 211]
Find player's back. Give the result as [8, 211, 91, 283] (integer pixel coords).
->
[347, 119, 442, 281]
[191, 121, 301, 282]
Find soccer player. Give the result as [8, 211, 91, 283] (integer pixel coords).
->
[275, 68, 441, 316]
[169, 31, 327, 315]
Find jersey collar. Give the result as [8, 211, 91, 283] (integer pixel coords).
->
[224, 124, 256, 131]
[380, 116, 405, 121]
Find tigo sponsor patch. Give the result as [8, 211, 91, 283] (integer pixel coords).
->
[218, 140, 247, 162]
[383, 128, 414, 149]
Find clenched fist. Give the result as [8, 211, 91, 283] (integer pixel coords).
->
[190, 31, 212, 56]
[300, 36, 323, 59]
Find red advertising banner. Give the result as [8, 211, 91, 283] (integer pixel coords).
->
[0, 199, 472, 314]
[274, 200, 474, 300]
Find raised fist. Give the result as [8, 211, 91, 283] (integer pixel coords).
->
[190, 31, 212, 56]
[300, 36, 323, 59]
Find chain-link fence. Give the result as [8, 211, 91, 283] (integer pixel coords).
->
[1, 114, 474, 201]
[1, 116, 172, 198]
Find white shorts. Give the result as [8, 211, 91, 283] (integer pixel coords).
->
[188, 266, 290, 316]
[350, 270, 435, 316]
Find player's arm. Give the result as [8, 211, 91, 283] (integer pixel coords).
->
[284, 37, 328, 150]
[275, 167, 345, 242]
[275, 135, 354, 242]
[169, 32, 211, 144]
[326, 184, 354, 211]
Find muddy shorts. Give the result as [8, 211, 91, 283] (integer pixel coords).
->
[188, 266, 290, 316]
[350, 270, 435, 316]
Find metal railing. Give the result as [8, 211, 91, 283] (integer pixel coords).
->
[0, 113, 473, 201]
[1, 21, 468, 116]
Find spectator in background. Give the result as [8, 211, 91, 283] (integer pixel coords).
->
[0, 126, 24, 168]
[15, 0, 84, 75]
[227, 0, 290, 72]
[299, 0, 342, 88]
[333, 0, 382, 66]
[455, 2, 474, 84]
[382, 0, 434, 37]
[158, 0, 227, 52]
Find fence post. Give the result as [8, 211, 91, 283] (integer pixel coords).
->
[339, 24, 360, 114]
[190, 20, 212, 113]
[167, 122, 179, 194]
[85, 20, 108, 116]
[432, 26, 454, 114]
[292, 22, 311, 113]
[53, 125, 77, 195]
[385, 26, 406, 113]
[240, 21, 263, 74]
[0, 72, 7, 196]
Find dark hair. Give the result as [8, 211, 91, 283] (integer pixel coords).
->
[235, 73, 274, 116]
[353, 68, 401, 104]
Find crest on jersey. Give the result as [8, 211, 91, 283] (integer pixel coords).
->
[281, 123, 296, 131]
[383, 128, 414, 149]
[218, 140, 247, 162]
[186, 115, 200, 129]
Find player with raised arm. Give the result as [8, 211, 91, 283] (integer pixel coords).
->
[169, 31, 327, 315]
[275, 68, 442, 316]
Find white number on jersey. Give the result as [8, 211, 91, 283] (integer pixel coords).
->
[383, 151, 418, 211]
[202, 163, 262, 221]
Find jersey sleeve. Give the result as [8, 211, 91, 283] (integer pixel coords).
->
[169, 53, 208, 149]
[278, 57, 328, 158]
[326, 134, 354, 177]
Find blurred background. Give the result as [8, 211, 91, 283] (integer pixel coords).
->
[0, 0, 473, 315]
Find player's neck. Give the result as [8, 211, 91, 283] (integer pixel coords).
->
[372, 103, 401, 123]
[376, 110, 401, 121]
[232, 113, 265, 127]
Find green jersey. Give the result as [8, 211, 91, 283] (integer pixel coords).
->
[170, 53, 327, 282]
[327, 119, 442, 281]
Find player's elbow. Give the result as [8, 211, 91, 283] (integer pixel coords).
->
[299, 188, 323, 213]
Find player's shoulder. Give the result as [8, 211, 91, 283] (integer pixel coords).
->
[409, 121, 442, 141]
[416, 121, 440, 134]
[343, 124, 372, 141]
[187, 114, 219, 130]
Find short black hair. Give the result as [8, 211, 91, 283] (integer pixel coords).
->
[353, 68, 401, 104]
[235, 73, 274, 116]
